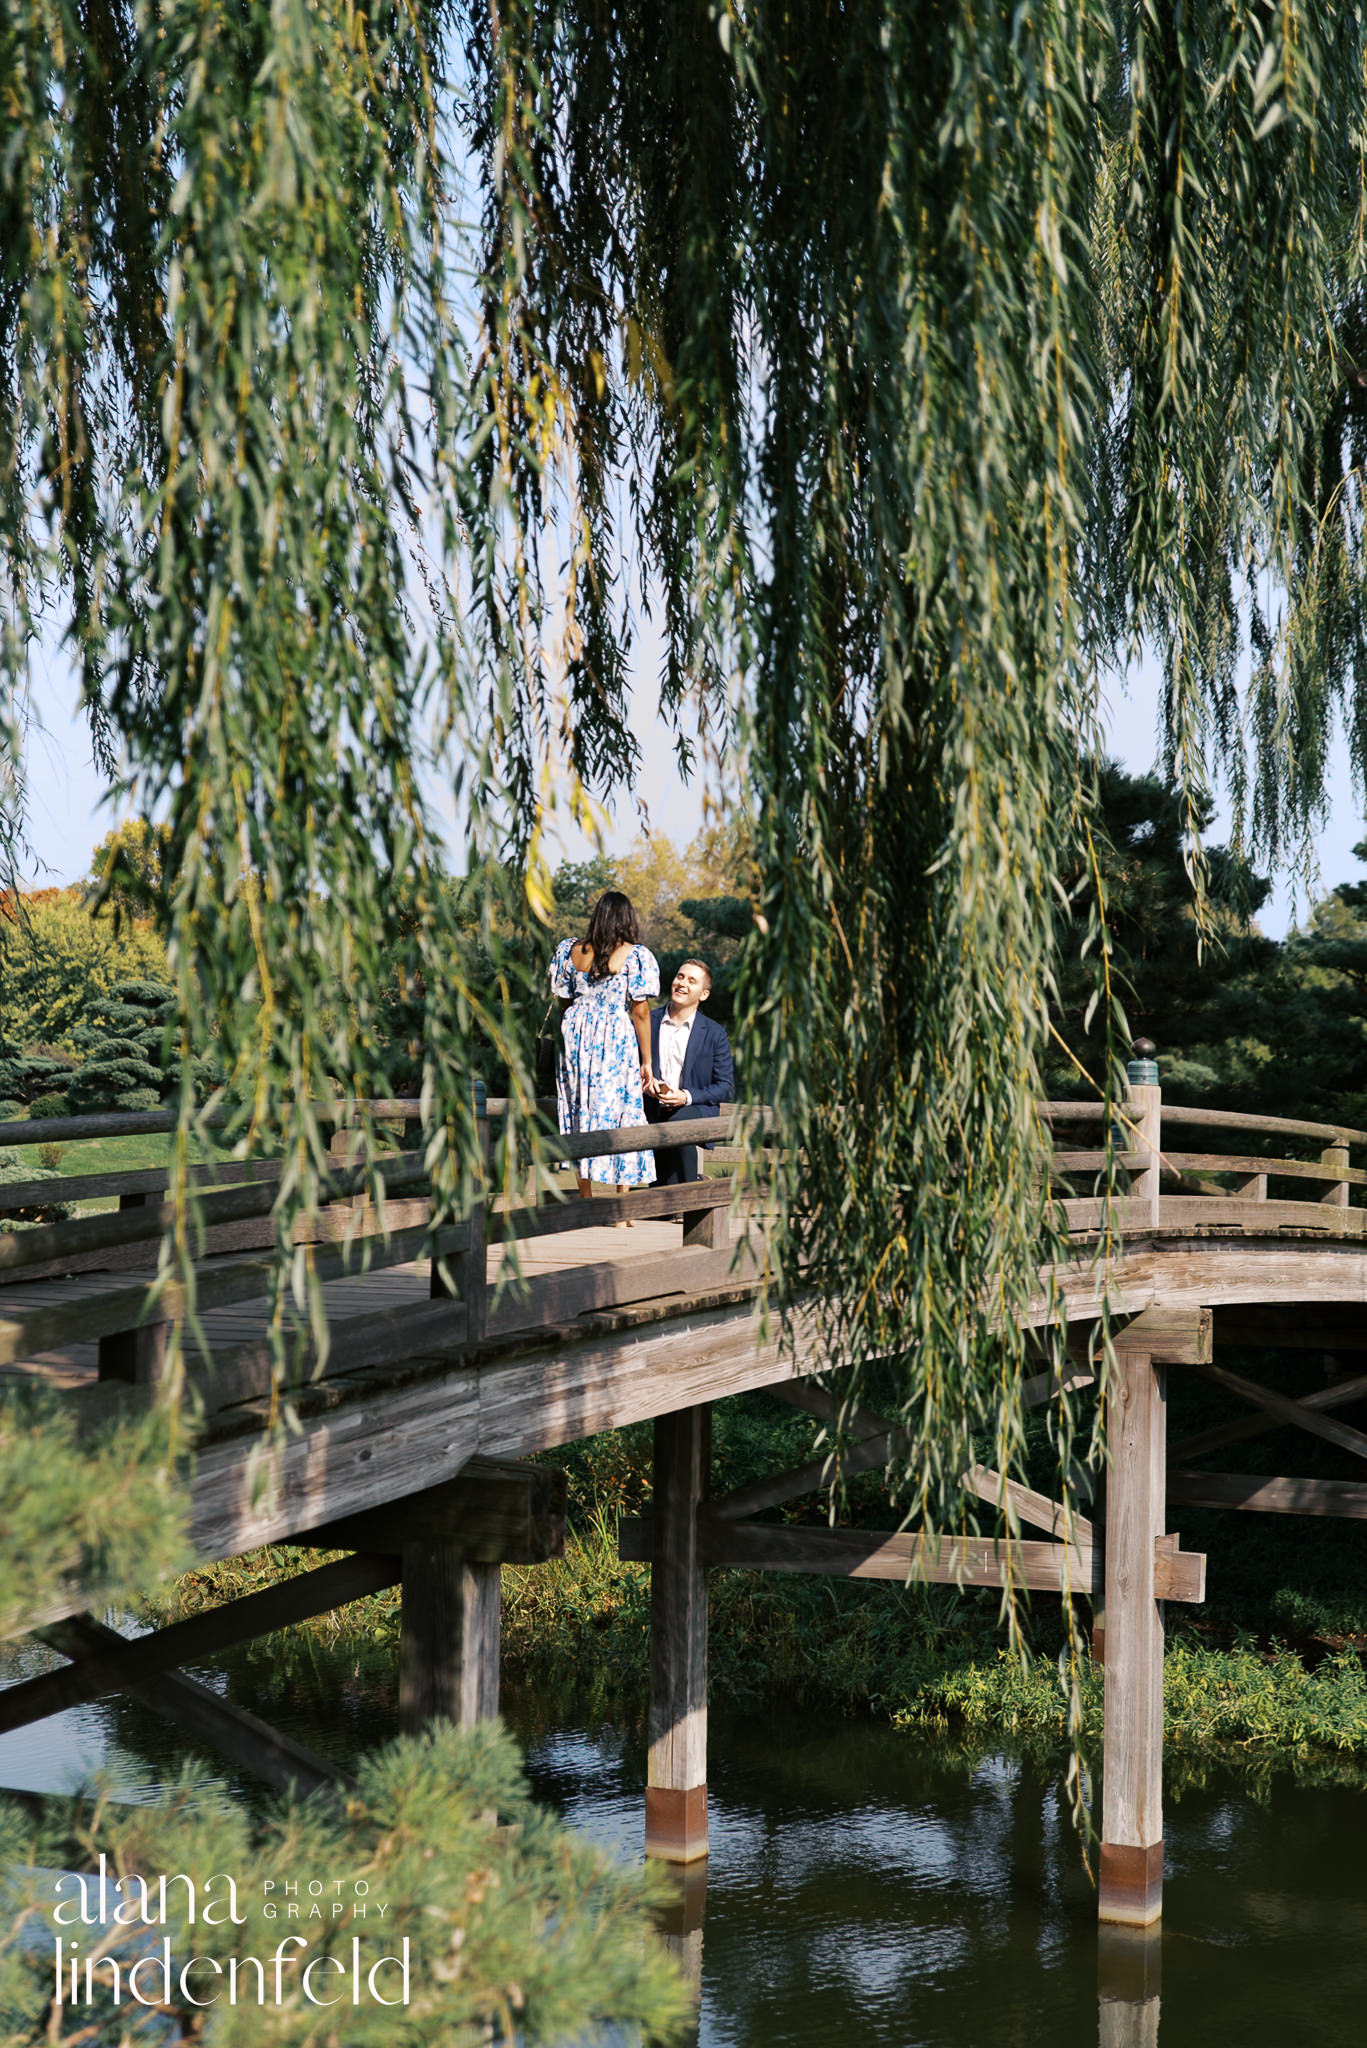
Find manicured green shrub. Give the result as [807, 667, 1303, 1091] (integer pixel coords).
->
[116, 1087, 161, 1111]
[67, 978, 176, 1111]
[0, 1148, 72, 1228]
[27, 1091, 69, 1118]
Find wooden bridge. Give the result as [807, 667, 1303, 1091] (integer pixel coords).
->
[3, 1061, 1367, 1935]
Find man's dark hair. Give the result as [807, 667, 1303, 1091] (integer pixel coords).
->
[678, 957, 713, 994]
[585, 890, 642, 977]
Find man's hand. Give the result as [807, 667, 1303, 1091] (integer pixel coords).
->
[654, 1085, 689, 1109]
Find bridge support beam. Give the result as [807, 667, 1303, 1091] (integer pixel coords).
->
[646, 1403, 710, 1863]
[1099, 1340, 1167, 1926]
[399, 1545, 500, 1733]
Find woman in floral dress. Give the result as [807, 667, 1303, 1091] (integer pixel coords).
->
[550, 890, 660, 1203]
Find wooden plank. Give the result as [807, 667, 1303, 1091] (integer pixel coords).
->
[1100, 1343, 1166, 1926]
[767, 1379, 896, 1440]
[1167, 1470, 1367, 1518]
[1157, 1105, 1366, 1146]
[183, 1296, 792, 1576]
[1162, 1152, 1367, 1188]
[0, 1098, 424, 1149]
[0, 1553, 399, 1734]
[555, 1109, 770, 1166]
[1116, 1305, 1212, 1364]
[0, 1155, 433, 1274]
[1181, 1357, 1367, 1462]
[647, 1405, 711, 1863]
[398, 1547, 500, 1733]
[0, 1219, 467, 1366]
[1058, 1197, 1154, 1234]
[710, 1428, 892, 1523]
[1169, 1368, 1367, 1461]
[297, 1459, 566, 1563]
[960, 1464, 1094, 1544]
[1052, 1152, 1147, 1172]
[620, 1517, 1102, 1593]
[487, 1238, 755, 1339]
[492, 1178, 731, 1241]
[1155, 1196, 1363, 1236]
[631, 1517, 1202, 1600]
[39, 1614, 351, 1798]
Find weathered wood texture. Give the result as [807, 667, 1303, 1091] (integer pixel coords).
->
[647, 1405, 711, 1863]
[619, 1516, 1203, 1600]
[398, 1546, 501, 1733]
[1100, 1345, 1167, 1927]
[1167, 1471, 1367, 1518]
[41, 1615, 351, 1797]
[185, 1293, 793, 1565]
[1169, 1367, 1367, 1462]
[1128, 1084, 1162, 1230]
[960, 1464, 1094, 1545]
[1, 1553, 399, 1735]
[0, 1219, 469, 1363]
[301, 1458, 566, 1563]
[1180, 1358, 1367, 1461]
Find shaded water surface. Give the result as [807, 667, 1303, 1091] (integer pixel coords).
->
[505, 1702, 1367, 2048]
[1, 1635, 1363, 2045]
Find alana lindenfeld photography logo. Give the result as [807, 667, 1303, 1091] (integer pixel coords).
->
[50, 1856, 411, 2010]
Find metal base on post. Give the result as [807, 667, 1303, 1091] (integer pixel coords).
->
[1097, 1840, 1164, 1926]
[645, 1784, 709, 1864]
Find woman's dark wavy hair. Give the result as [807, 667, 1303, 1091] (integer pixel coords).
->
[585, 890, 642, 977]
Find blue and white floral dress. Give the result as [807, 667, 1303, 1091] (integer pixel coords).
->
[551, 938, 661, 1185]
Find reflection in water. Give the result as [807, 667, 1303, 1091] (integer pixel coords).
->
[1098, 1924, 1160, 2048]
[1, 1630, 1365, 2047]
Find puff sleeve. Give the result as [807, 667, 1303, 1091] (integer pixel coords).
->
[625, 945, 661, 1000]
[550, 938, 576, 997]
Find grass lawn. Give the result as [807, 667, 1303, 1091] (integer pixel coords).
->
[1, 1132, 236, 1213]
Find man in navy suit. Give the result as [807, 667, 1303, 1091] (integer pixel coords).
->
[644, 959, 736, 1183]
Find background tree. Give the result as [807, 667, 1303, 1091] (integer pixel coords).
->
[0, 888, 168, 1056]
[88, 816, 175, 924]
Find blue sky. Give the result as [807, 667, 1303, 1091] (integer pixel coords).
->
[16, 640, 1365, 940]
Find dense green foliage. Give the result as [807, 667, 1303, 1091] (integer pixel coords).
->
[9, 0, 1367, 1538]
[0, 890, 168, 1056]
[0, 1724, 688, 2046]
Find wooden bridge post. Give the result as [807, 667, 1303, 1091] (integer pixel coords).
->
[97, 1190, 168, 1383]
[398, 1544, 500, 1732]
[1098, 1302, 1209, 1927]
[430, 1080, 488, 1346]
[1125, 1041, 1161, 1229]
[646, 1403, 711, 1863]
[1099, 1334, 1166, 1924]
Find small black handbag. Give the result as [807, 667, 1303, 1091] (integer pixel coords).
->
[534, 999, 559, 1094]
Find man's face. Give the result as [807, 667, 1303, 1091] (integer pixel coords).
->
[671, 964, 709, 1009]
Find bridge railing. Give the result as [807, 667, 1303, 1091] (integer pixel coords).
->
[0, 1096, 770, 1400]
[5, 1069, 1363, 1401]
[1043, 1084, 1367, 1238]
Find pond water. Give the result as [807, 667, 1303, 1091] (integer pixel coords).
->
[2, 1636, 1364, 2046]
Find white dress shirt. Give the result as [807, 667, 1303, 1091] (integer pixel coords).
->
[658, 1009, 695, 1101]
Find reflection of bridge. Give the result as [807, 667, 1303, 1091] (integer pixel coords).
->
[3, 1069, 1367, 1939]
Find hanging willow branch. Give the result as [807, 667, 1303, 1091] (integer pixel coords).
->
[4, 0, 1367, 1546]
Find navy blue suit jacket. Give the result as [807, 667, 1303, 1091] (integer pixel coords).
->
[646, 1006, 735, 1121]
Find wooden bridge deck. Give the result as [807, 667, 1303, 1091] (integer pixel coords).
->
[0, 1215, 733, 1390]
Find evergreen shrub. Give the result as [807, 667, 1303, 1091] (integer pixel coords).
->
[27, 1091, 68, 1118]
[0, 1148, 72, 1228]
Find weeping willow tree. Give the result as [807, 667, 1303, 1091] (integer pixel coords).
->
[4, 0, 1367, 1544]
